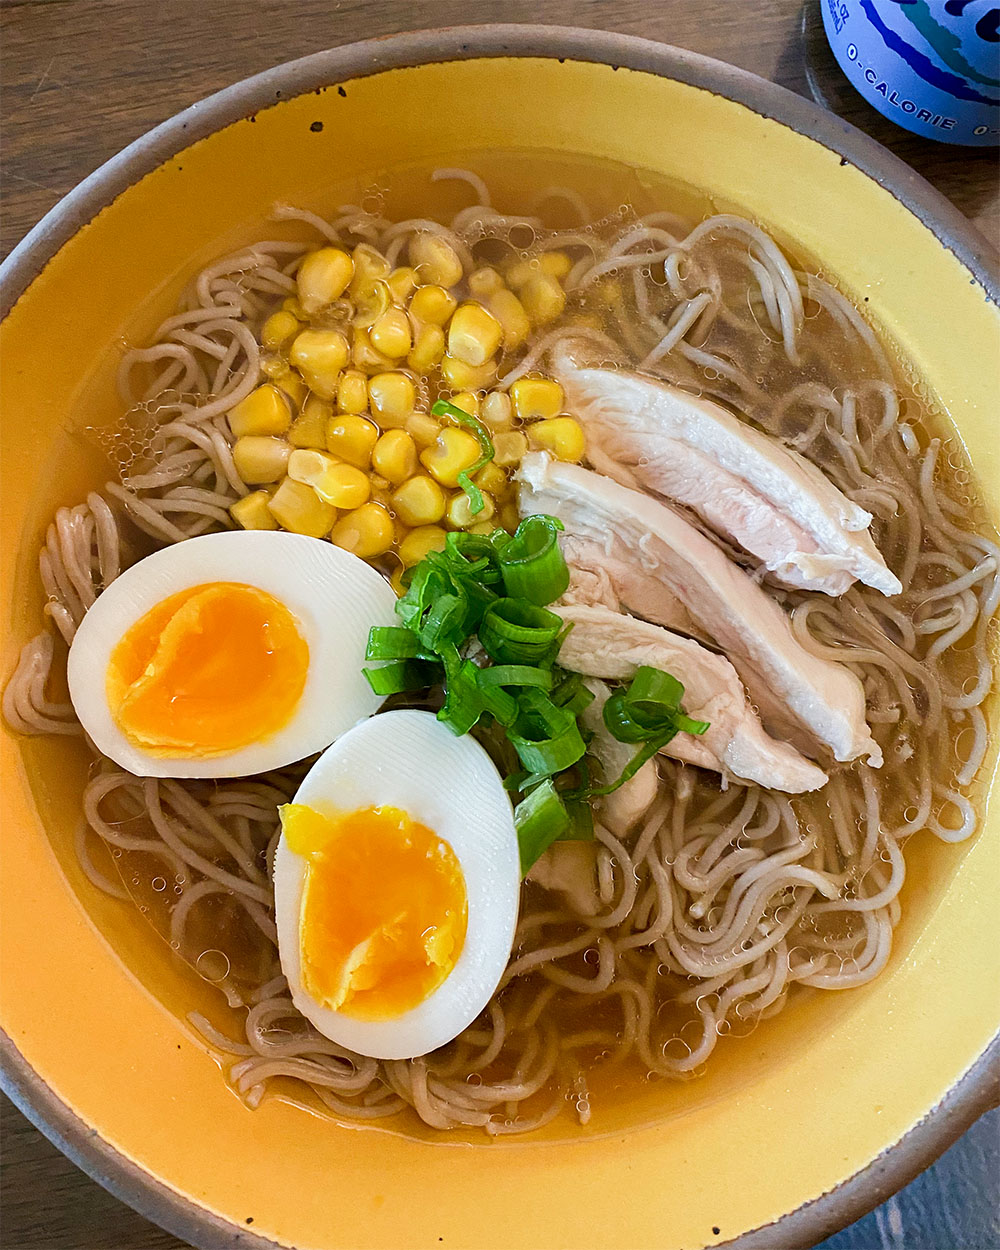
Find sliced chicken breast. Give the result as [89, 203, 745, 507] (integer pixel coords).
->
[518, 452, 881, 766]
[554, 352, 901, 597]
[557, 604, 828, 793]
[527, 841, 601, 916]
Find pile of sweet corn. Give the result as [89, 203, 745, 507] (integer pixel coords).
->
[227, 233, 586, 571]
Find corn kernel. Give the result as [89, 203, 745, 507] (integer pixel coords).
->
[398, 524, 448, 567]
[499, 500, 521, 532]
[409, 284, 458, 326]
[228, 384, 292, 438]
[493, 430, 529, 467]
[419, 427, 481, 488]
[448, 301, 503, 367]
[290, 329, 350, 398]
[391, 475, 446, 526]
[350, 244, 391, 295]
[441, 355, 496, 391]
[232, 435, 291, 484]
[325, 414, 378, 469]
[267, 477, 336, 537]
[447, 490, 495, 529]
[352, 327, 396, 374]
[261, 309, 300, 350]
[528, 416, 586, 462]
[485, 288, 531, 351]
[370, 306, 413, 359]
[408, 234, 463, 287]
[371, 429, 418, 485]
[474, 461, 508, 497]
[368, 473, 394, 509]
[288, 396, 332, 449]
[468, 267, 504, 297]
[448, 391, 480, 417]
[288, 450, 371, 508]
[510, 377, 565, 422]
[230, 490, 279, 531]
[273, 369, 308, 408]
[387, 266, 418, 302]
[352, 279, 391, 330]
[337, 368, 369, 415]
[330, 502, 394, 559]
[481, 391, 513, 430]
[504, 257, 537, 289]
[405, 413, 442, 448]
[368, 372, 416, 427]
[260, 355, 287, 379]
[296, 247, 354, 314]
[407, 323, 446, 372]
[282, 296, 307, 319]
[540, 250, 573, 279]
[520, 274, 566, 326]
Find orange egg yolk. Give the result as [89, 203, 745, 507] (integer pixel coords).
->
[281, 803, 468, 1021]
[106, 582, 309, 757]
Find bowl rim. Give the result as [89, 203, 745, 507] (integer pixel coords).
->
[1, 22, 998, 1250]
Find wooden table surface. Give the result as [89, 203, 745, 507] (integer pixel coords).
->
[1, 2, 997, 1247]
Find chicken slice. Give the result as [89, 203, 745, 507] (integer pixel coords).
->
[554, 352, 901, 597]
[557, 603, 828, 793]
[527, 841, 601, 916]
[518, 452, 881, 765]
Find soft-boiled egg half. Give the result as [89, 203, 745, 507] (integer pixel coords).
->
[273, 709, 520, 1059]
[67, 530, 397, 778]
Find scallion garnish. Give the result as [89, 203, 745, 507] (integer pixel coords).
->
[479, 599, 563, 666]
[361, 658, 442, 696]
[362, 516, 710, 876]
[513, 779, 571, 875]
[497, 514, 569, 605]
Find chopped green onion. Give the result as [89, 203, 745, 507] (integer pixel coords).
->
[436, 647, 484, 736]
[624, 664, 685, 716]
[559, 794, 595, 841]
[432, 399, 496, 516]
[362, 518, 710, 878]
[363, 659, 441, 696]
[573, 736, 672, 800]
[514, 778, 571, 874]
[602, 690, 660, 743]
[444, 531, 504, 585]
[365, 626, 424, 661]
[476, 664, 554, 690]
[479, 598, 563, 665]
[477, 680, 518, 727]
[498, 514, 569, 605]
[418, 592, 468, 652]
[508, 689, 587, 775]
[550, 669, 595, 715]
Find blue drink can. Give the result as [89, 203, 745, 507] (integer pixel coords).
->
[821, 0, 999, 145]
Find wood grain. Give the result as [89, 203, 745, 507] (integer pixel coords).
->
[0, 2, 996, 1248]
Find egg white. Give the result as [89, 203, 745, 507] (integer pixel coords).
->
[67, 530, 398, 779]
[273, 709, 521, 1060]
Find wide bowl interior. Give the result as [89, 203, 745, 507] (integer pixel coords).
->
[2, 49, 998, 1250]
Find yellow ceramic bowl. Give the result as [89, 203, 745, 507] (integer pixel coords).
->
[2, 27, 998, 1250]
